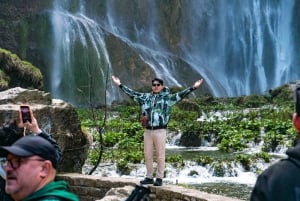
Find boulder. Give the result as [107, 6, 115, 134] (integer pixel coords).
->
[0, 87, 91, 173]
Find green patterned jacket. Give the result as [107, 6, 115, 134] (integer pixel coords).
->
[119, 84, 195, 127]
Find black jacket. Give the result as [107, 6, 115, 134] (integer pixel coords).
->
[250, 141, 300, 201]
[0, 121, 21, 201]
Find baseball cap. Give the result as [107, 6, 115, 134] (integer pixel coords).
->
[0, 135, 58, 168]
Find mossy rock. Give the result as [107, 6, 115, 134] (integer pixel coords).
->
[0, 48, 43, 90]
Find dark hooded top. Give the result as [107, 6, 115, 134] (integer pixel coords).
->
[250, 140, 300, 201]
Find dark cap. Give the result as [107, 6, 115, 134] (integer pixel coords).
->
[0, 135, 58, 168]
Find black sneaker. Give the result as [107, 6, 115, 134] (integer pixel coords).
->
[154, 178, 163, 186]
[140, 177, 154, 185]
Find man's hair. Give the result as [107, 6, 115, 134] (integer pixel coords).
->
[0, 122, 23, 157]
[152, 78, 164, 85]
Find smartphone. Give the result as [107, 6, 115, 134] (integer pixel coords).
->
[295, 86, 300, 117]
[20, 105, 32, 123]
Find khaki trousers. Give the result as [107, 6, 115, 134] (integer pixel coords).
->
[144, 128, 166, 179]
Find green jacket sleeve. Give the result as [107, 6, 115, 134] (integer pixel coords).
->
[119, 84, 148, 104]
[167, 87, 195, 106]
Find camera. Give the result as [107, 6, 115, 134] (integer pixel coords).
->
[295, 86, 300, 117]
[20, 105, 32, 123]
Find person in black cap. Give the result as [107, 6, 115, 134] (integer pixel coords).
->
[0, 106, 63, 201]
[112, 75, 204, 186]
[0, 134, 79, 201]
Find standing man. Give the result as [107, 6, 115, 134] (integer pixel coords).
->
[112, 75, 204, 186]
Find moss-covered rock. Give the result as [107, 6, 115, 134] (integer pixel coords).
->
[0, 48, 43, 90]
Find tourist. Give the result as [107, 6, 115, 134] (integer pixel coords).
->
[112, 75, 204, 186]
[0, 106, 63, 200]
[0, 134, 79, 201]
[250, 112, 300, 201]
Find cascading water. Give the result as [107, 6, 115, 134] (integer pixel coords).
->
[49, 0, 298, 106]
[177, 0, 297, 96]
[50, 0, 114, 106]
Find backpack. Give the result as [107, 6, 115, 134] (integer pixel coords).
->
[125, 185, 150, 201]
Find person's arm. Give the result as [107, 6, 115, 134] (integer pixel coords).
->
[112, 75, 147, 104]
[182, 78, 204, 96]
[192, 79, 204, 90]
[21, 115, 42, 135]
[168, 79, 204, 105]
[21, 111, 62, 163]
[112, 75, 121, 86]
[37, 132, 62, 163]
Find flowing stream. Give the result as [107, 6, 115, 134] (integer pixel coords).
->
[83, 139, 286, 200]
[165, 146, 256, 200]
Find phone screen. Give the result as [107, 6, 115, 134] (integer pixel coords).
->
[20, 106, 31, 123]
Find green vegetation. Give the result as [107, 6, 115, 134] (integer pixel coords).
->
[0, 48, 43, 90]
[77, 84, 296, 175]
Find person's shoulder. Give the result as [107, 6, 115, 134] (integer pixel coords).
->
[260, 157, 300, 179]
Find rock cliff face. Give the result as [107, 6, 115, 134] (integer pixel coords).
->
[0, 0, 51, 58]
[0, 87, 91, 172]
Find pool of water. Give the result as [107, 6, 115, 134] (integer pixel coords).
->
[166, 146, 237, 160]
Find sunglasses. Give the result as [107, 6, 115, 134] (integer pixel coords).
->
[152, 83, 161, 87]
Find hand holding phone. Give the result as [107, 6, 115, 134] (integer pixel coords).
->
[20, 105, 32, 123]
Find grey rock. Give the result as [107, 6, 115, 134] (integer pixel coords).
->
[0, 87, 91, 172]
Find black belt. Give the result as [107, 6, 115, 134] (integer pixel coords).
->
[146, 125, 167, 130]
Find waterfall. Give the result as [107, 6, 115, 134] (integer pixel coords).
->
[50, 0, 114, 106]
[177, 0, 296, 96]
[49, 0, 298, 106]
